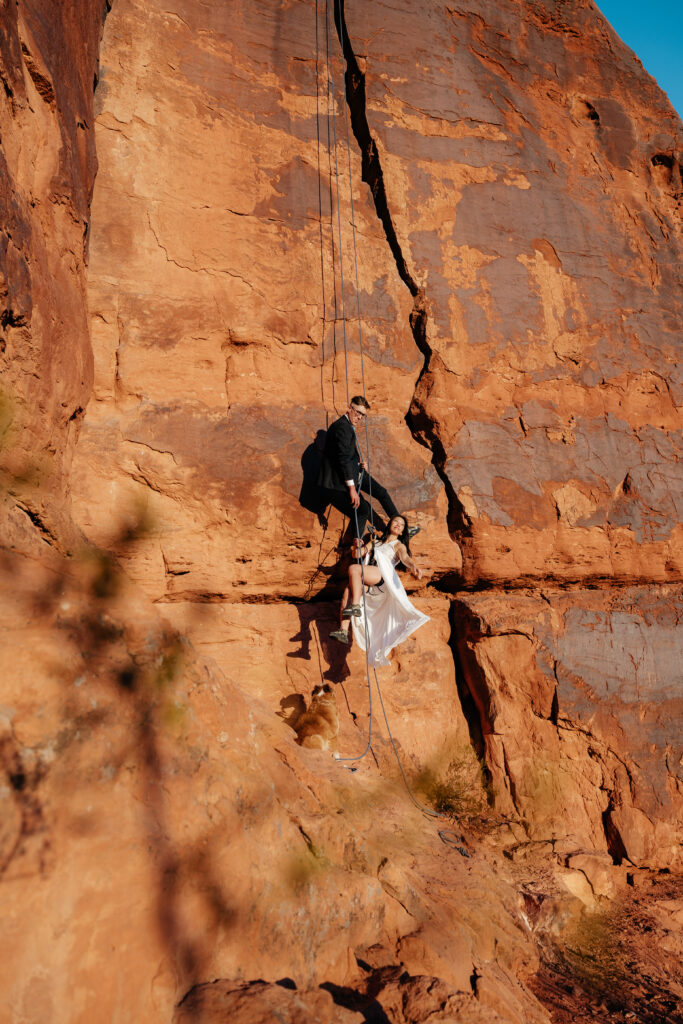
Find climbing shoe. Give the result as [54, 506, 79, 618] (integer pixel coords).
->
[407, 525, 421, 538]
[329, 629, 350, 645]
[342, 604, 361, 619]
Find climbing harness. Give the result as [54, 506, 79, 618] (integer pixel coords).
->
[316, 1, 465, 839]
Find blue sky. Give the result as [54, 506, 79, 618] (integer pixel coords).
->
[595, 1, 683, 118]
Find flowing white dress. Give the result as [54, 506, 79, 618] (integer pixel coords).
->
[351, 540, 430, 667]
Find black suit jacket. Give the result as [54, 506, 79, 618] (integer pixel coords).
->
[318, 415, 361, 491]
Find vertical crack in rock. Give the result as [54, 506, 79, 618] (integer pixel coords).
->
[337, 0, 495, 783]
[448, 601, 495, 805]
[602, 801, 629, 865]
[550, 660, 561, 725]
[332, 1, 422, 303]
[332, 1, 471, 538]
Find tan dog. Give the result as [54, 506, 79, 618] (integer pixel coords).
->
[294, 684, 339, 755]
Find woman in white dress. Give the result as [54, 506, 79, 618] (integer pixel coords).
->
[330, 516, 429, 666]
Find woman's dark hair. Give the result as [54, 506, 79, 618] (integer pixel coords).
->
[378, 514, 410, 555]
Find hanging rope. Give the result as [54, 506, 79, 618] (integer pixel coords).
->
[322, 0, 374, 760]
[317, 3, 466, 840]
[335, 0, 375, 529]
[321, 0, 406, 771]
[325, 0, 350, 407]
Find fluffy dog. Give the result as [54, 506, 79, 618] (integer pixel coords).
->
[294, 684, 339, 755]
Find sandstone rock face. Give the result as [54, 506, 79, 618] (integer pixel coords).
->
[1, 543, 546, 1024]
[72, 0, 682, 852]
[397, 0, 683, 587]
[1, 0, 682, 1022]
[453, 584, 683, 868]
[0, 0, 107, 543]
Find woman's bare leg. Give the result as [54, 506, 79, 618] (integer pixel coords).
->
[348, 563, 382, 605]
[339, 586, 350, 633]
[330, 585, 355, 644]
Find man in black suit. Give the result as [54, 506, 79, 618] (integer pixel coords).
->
[318, 395, 401, 541]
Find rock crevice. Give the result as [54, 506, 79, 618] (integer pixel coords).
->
[332, 0, 471, 541]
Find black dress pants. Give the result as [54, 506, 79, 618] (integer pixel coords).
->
[322, 473, 399, 540]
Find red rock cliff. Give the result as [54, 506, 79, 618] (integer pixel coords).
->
[1, 1, 681, 1022]
[0, 0, 107, 543]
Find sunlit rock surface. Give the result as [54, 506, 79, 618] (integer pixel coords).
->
[1, 1, 681, 1022]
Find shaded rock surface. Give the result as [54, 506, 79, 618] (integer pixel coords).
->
[0, 0, 107, 543]
[1, 1, 682, 1023]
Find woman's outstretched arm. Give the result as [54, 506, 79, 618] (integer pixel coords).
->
[396, 542, 424, 580]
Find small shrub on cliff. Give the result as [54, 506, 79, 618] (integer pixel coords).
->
[415, 746, 487, 824]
